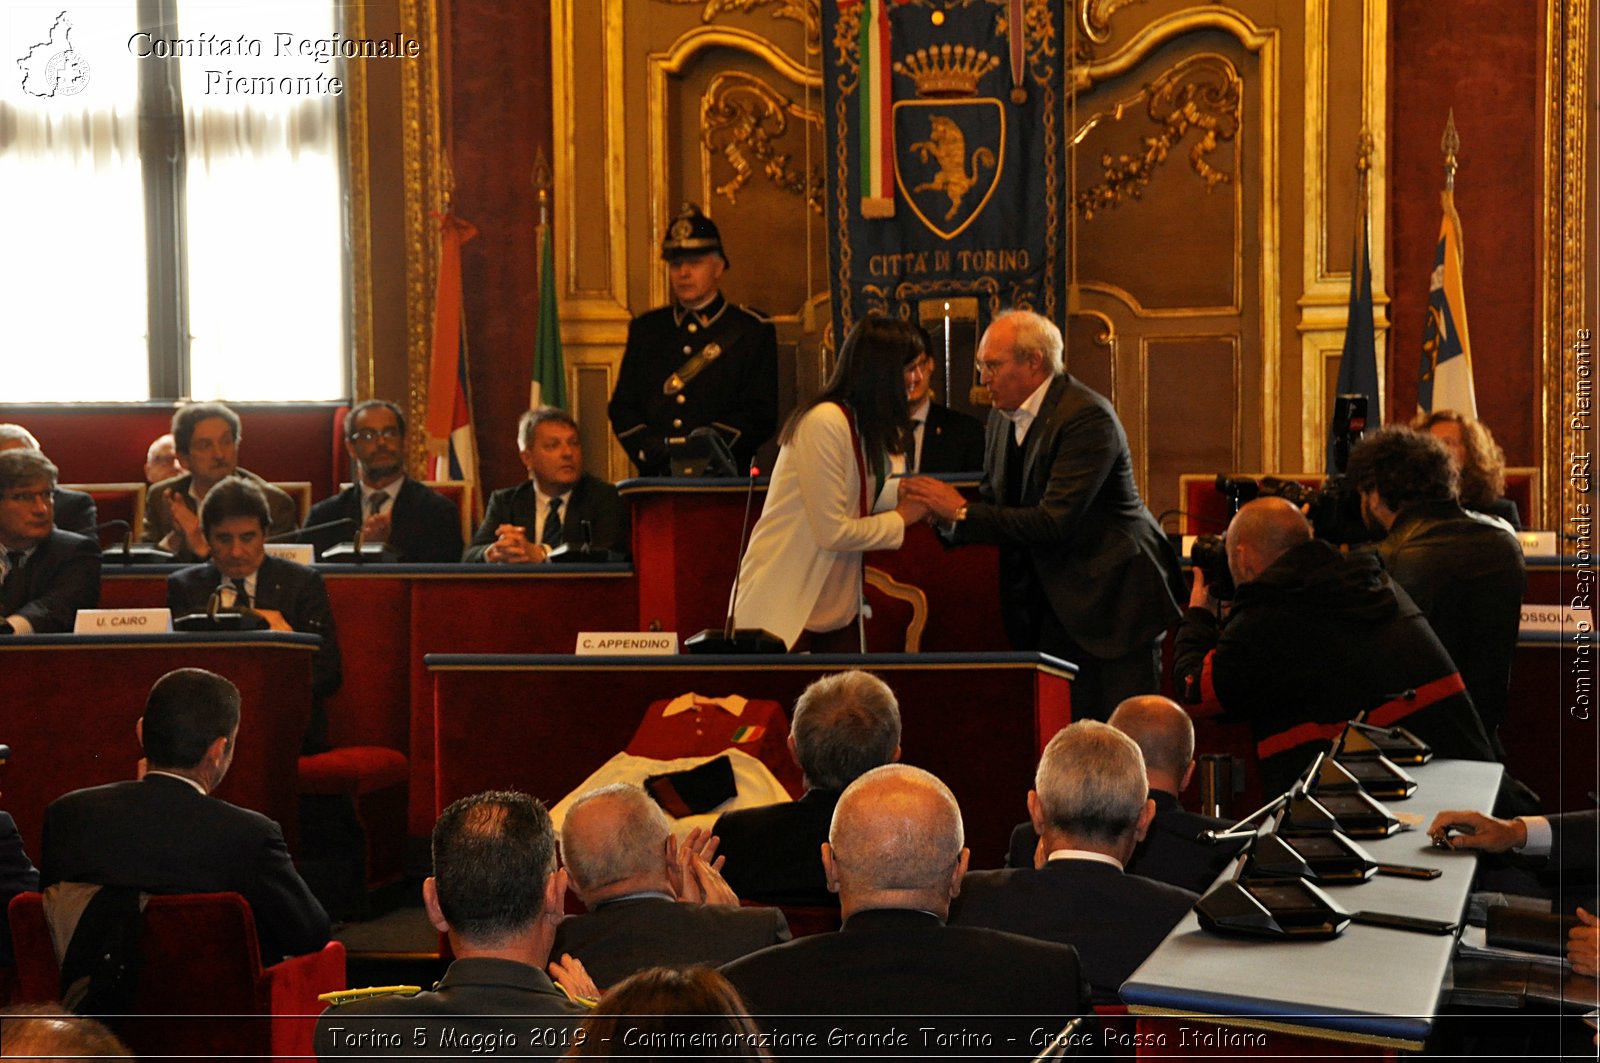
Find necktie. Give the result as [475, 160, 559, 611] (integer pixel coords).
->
[368, 490, 389, 516]
[3, 551, 24, 590]
[542, 497, 564, 547]
[231, 578, 251, 609]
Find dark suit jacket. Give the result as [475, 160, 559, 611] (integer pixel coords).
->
[1549, 810, 1598, 872]
[143, 469, 299, 562]
[1, 529, 101, 633]
[52, 488, 98, 539]
[463, 475, 629, 562]
[952, 374, 1183, 660]
[712, 788, 840, 907]
[916, 402, 987, 474]
[316, 957, 582, 1058]
[0, 811, 39, 965]
[41, 774, 329, 964]
[951, 858, 1198, 1002]
[167, 555, 341, 698]
[721, 907, 1091, 1018]
[552, 894, 790, 989]
[1006, 792, 1245, 895]
[306, 478, 463, 563]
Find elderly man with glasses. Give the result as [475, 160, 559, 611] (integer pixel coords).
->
[0, 448, 101, 635]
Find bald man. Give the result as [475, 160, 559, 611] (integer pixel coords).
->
[1006, 696, 1245, 894]
[720, 765, 1089, 1026]
[551, 784, 788, 990]
[1173, 497, 1495, 794]
[953, 721, 1198, 1002]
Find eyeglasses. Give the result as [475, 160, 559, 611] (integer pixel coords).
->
[350, 427, 403, 443]
[1, 489, 54, 506]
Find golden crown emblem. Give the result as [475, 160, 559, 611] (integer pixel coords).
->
[893, 45, 1000, 98]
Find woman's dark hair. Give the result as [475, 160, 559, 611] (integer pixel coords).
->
[780, 316, 920, 462]
[567, 967, 770, 1060]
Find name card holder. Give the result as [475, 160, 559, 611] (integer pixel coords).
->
[575, 632, 679, 656]
[1519, 605, 1591, 636]
[265, 543, 315, 565]
[74, 608, 173, 634]
[1516, 531, 1558, 556]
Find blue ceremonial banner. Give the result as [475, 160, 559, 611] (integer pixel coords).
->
[824, 0, 1066, 340]
[1417, 188, 1477, 417]
[1328, 191, 1377, 473]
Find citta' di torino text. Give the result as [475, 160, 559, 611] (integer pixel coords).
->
[128, 31, 421, 63]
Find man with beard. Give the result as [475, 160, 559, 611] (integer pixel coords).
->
[306, 400, 463, 563]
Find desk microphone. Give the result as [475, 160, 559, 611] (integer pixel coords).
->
[685, 462, 784, 654]
[269, 518, 358, 544]
[94, 520, 174, 564]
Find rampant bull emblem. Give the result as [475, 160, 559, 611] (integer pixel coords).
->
[893, 99, 1005, 241]
[909, 117, 996, 222]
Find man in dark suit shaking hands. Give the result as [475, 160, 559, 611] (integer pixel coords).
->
[903, 309, 1184, 720]
[167, 478, 341, 751]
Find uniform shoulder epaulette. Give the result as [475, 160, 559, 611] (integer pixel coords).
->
[318, 984, 424, 1007]
[738, 304, 772, 323]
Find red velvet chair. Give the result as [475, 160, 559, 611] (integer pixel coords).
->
[8, 891, 345, 1063]
[61, 483, 148, 547]
[298, 746, 410, 891]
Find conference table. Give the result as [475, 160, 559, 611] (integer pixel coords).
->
[1122, 758, 1504, 1054]
[0, 631, 316, 856]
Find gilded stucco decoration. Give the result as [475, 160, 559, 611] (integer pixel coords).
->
[1078, 0, 1148, 46]
[1074, 53, 1242, 220]
[657, 0, 821, 54]
[702, 71, 824, 213]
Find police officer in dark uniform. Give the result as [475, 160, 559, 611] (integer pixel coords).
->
[608, 203, 779, 476]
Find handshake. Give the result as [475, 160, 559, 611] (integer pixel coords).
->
[895, 475, 969, 527]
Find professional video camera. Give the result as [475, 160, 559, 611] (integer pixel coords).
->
[1212, 473, 1370, 547]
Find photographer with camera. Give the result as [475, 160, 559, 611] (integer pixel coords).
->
[1173, 496, 1496, 795]
[1345, 426, 1526, 753]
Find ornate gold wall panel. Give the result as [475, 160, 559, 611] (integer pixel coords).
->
[1297, 0, 1388, 472]
[1067, 6, 1277, 522]
[1543, 0, 1594, 532]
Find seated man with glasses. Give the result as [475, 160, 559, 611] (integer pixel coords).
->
[902, 338, 986, 475]
[306, 400, 464, 563]
[0, 448, 101, 635]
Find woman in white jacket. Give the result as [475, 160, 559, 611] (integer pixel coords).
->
[732, 316, 931, 650]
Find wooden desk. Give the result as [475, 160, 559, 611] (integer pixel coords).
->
[428, 652, 1074, 868]
[620, 477, 1009, 651]
[1122, 759, 1504, 1054]
[1, 632, 316, 857]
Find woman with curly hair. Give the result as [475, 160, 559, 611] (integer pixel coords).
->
[1412, 409, 1521, 529]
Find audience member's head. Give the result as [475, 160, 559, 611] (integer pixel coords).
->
[517, 407, 583, 496]
[1107, 695, 1197, 796]
[145, 433, 183, 484]
[0, 425, 41, 453]
[824, 764, 968, 918]
[171, 403, 242, 493]
[978, 310, 1063, 415]
[198, 477, 271, 582]
[0, 449, 60, 552]
[344, 400, 407, 486]
[567, 967, 769, 1060]
[1224, 497, 1312, 587]
[789, 670, 902, 792]
[1030, 721, 1154, 863]
[138, 668, 241, 791]
[1412, 409, 1508, 511]
[0, 1006, 132, 1060]
[561, 784, 672, 907]
[427, 791, 562, 956]
[1345, 425, 1458, 535]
